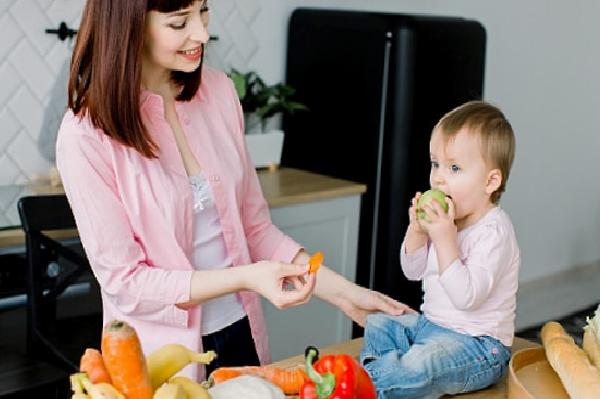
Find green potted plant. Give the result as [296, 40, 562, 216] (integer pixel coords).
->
[228, 69, 307, 134]
[228, 69, 307, 168]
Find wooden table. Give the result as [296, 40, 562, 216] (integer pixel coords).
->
[271, 337, 538, 399]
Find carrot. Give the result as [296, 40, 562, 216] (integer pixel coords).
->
[209, 365, 307, 395]
[101, 320, 153, 399]
[308, 251, 324, 274]
[80, 348, 112, 384]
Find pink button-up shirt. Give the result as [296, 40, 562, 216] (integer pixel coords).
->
[401, 207, 520, 346]
[56, 67, 301, 379]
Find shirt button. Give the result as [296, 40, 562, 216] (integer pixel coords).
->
[211, 175, 220, 182]
[183, 117, 191, 125]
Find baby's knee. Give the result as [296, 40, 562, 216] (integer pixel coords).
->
[366, 312, 418, 331]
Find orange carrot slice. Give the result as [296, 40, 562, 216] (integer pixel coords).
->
[308, 251, 324, 274]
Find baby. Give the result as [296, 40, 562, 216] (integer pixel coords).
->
[360, 101, 520, 399]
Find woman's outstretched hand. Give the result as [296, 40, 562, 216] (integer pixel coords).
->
[246, 261, 316, 310]
[313, 265, 416, 327]
[337, 283, 416, 327]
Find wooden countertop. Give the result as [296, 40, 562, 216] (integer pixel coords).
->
[271, 337, 539, 399]
[0, 168, 365, 249]
[257, 167, 366, 208]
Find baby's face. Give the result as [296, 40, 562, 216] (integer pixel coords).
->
[429, 128, 496, 227]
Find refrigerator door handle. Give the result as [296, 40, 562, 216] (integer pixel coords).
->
[368, 31, 393, 290]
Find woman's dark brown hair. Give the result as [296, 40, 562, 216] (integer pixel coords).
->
[68, 0, 202, 157]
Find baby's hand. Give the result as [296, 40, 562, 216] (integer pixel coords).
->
[408, 192, 427, 235]
[419, 196, 456, 241]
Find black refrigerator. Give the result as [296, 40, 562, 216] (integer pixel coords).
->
[281, 9, 486, 316]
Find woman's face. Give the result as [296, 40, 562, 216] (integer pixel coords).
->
[143, 0, 210, 74]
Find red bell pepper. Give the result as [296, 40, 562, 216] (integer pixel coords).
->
[300, 346, 376, 399]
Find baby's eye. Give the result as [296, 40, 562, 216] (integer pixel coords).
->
[431, 161, 439, 169]
[450, 164, 461, 173]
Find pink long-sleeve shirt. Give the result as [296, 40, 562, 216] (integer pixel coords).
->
[56, 67, 301, 379]
[401, 207, 520, 346]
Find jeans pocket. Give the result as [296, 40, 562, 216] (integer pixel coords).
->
[461, 337, 509, 393]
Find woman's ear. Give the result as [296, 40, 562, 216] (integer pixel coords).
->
[486, 169, 502, 195]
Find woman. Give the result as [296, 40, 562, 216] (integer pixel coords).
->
[57, 0, 412, 379]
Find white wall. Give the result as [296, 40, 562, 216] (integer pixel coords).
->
[254, 0, 600, 284]
[0, 0, 259, 225]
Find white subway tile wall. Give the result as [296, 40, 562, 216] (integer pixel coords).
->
[0, 0, 262, 226]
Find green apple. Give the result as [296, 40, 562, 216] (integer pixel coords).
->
[416, 189, 449, 221]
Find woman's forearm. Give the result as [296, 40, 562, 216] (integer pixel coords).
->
[314, 265, 354, 306]
[178, 267, 250, 308]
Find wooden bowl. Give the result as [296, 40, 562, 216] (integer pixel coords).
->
[507, 347, 569, 399]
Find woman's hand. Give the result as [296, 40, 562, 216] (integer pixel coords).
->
[183, 261, 315, 309]
[337, 284, 416, 327]
[245, 261, 316, 310]
[315, 266, 415, 327]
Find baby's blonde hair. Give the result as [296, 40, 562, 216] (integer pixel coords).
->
[434, 101, 515, 203]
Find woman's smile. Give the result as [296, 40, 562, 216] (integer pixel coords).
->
[177, 45, 203, 62]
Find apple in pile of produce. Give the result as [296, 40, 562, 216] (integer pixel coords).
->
[416, 189, 448, 222]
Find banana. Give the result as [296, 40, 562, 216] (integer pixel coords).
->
[153, 383, 188, 399]
[146, 344, 216, 389]
[88, 383, 126, 399]
[169, 376, 212, 399]
[78, 373, 125, 399]
[70, 373, 91, 399]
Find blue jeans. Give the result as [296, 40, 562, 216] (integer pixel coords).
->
[360, 313, 511, 399]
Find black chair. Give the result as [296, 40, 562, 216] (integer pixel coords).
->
[0, 348, 69, 398]
[17, 195, 102, 373]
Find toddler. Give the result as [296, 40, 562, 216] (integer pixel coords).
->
[360, 101, 520, 399]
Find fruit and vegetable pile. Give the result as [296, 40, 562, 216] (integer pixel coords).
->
[70, 251, 376, 398]
[70, 319, 374, 399]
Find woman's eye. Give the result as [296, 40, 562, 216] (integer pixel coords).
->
[170, 21, 187, 30]
[431, 161, 439, 169]
[450, 164, 461, 173]
[201, 5, 210, 13]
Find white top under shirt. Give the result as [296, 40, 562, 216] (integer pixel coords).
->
[189, 173, 246, 335]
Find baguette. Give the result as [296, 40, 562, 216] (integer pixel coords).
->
[541, 321, 600, 399]
[583, 305, 600, 369]
[583, 328, 600, 368]
[541, 321, 574, 346]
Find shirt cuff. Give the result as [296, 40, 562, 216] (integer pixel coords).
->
[271, 235, 303, 264]
[400, 242, 428, 265]
[161, 269, 195, 305]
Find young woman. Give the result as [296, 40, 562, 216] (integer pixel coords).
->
[57, 0, 412, 379]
